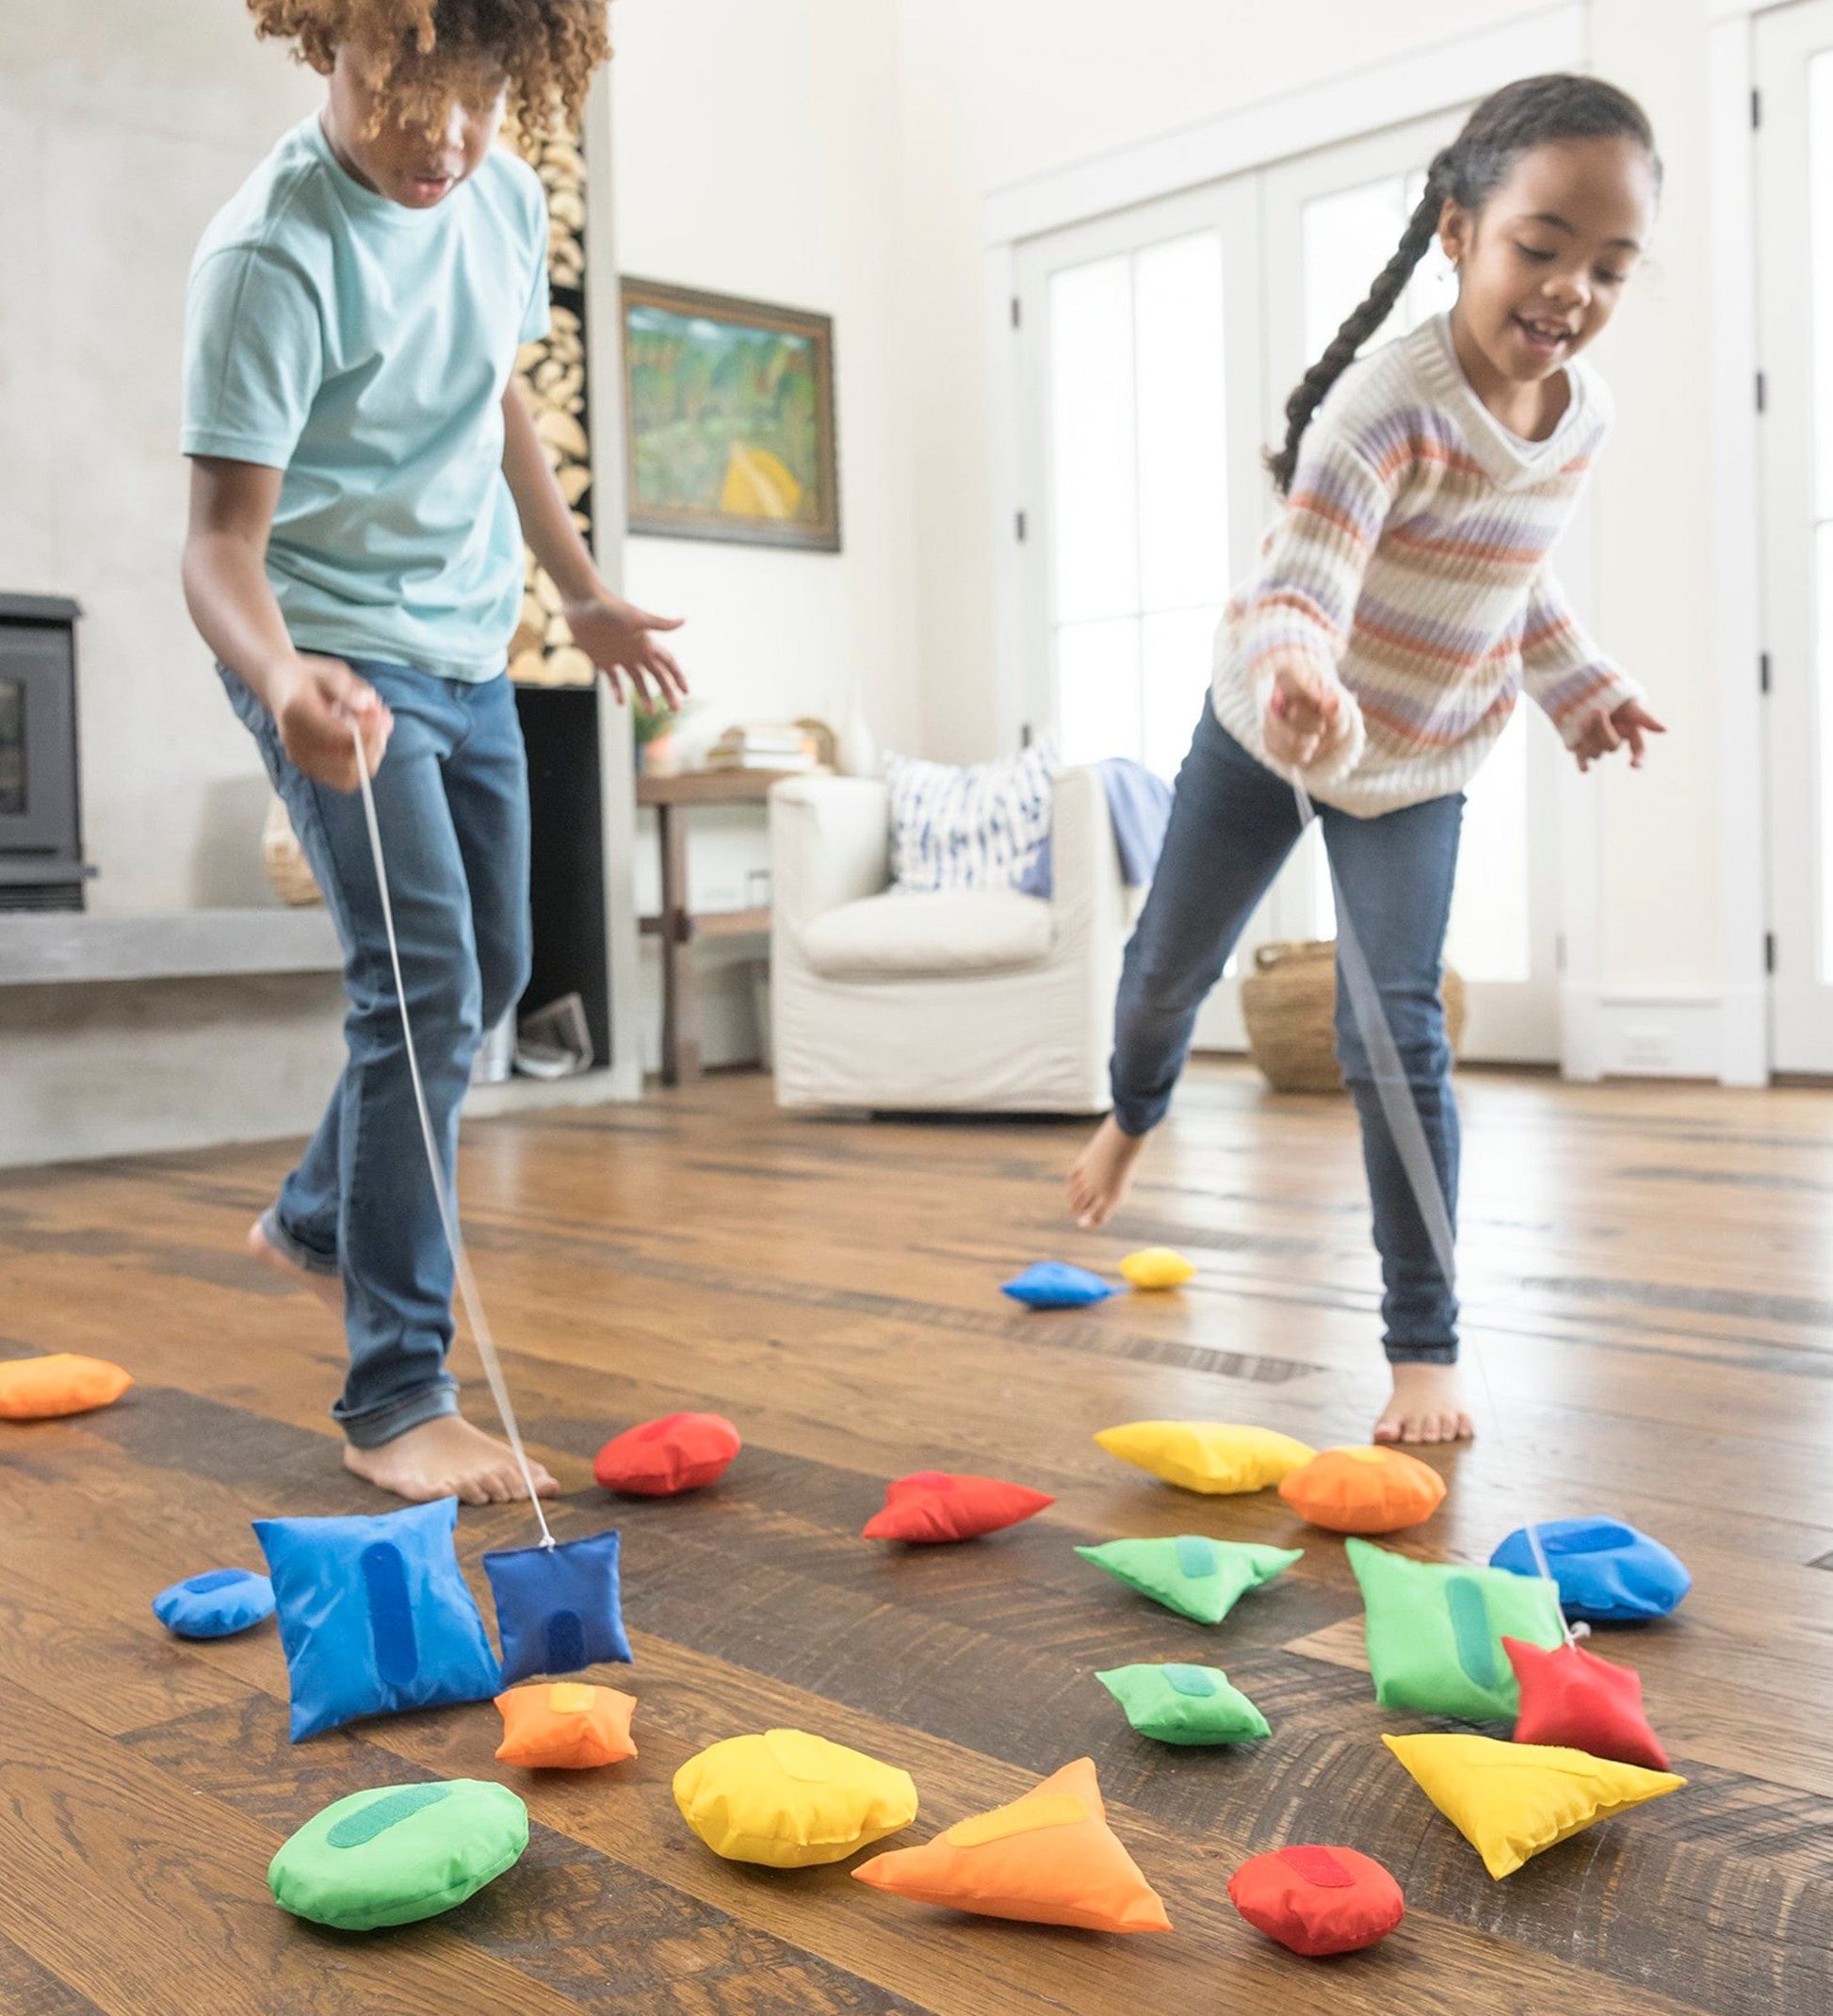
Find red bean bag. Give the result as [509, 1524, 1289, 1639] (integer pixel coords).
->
[1227, 1844, 1405, 1957]
[1504, 1636, 1669, 1771]
[863, 1471, 1054, 1543]
[592, 1412, 740, 1496]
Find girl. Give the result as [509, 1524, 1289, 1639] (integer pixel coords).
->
[1066, 74, 1665, 1445]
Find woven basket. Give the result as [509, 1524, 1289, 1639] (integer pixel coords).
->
[1241, 939, 1467, 1095]
[261, 795, 323, 908]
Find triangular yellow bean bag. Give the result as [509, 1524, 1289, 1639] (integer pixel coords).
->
[1383, 1733, 1684, 1879]
[1094, 1421, 1314, 1495]
[673, 1729, 917, 1868]
[853, 1757, 1171, 1932]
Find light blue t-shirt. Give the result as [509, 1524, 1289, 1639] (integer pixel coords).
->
[183, 116, 549, 677]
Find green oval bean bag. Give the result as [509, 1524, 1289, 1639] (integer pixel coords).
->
[268, 1780, 528, 1929]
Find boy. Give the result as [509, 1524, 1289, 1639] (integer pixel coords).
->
[182, 0, 680, 1504]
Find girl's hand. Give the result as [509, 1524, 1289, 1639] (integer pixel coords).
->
[1263, 658, 1342, 768]
[563, 593, 689, 707]
[273, 654, 393, 791]
[1572, 697, 1666, 772]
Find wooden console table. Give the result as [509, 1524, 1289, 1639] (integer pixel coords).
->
[637, 767, 798, 1084]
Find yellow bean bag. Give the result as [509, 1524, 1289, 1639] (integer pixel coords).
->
[1383, 1733, 1684, 1879]
[673, 1729, 917, 1868]
[1094, 1421, 1314, 1495]
[0, 1353, 133, 1421]
[1117, 1247, 1196, 1291]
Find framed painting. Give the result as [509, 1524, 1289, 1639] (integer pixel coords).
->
[621, 279, 840, 552]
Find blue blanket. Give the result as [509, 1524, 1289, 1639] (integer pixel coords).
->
[1018, 758, 1173, 899]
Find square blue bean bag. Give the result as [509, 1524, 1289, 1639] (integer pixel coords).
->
[482, 1528, 633, 1685]
[1489, 1518, 1690, 1623]
[152, 1567, 276, 1640]
[254, 1497, 503, 1742]
[1000, 1261, 1115, 1309]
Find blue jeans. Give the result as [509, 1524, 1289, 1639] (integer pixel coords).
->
[1111, 704, 1464, 1363]
[221, 661, 532, 1444]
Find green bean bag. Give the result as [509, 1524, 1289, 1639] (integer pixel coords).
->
[1095, 1663, 1270, 1745]
[1075, 1536, 1303, 1624]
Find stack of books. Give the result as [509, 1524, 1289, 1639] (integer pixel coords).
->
[705, 723, 821, 772]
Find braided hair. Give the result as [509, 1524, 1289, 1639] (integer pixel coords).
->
[1265, 73, 1659, 495]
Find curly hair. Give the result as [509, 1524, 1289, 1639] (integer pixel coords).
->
[1266, 74, 1660, 495]
[249, 0, 609, 140]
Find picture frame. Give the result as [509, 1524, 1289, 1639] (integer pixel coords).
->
[620, 278, 841, 552]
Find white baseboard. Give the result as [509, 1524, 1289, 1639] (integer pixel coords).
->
[1561, 986, 1767, 1085]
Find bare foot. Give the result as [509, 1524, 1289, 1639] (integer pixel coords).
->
[1374, 1363, 1474, 1445]
[343, 1415, 561, 1506]
[1067, 1115, 1148, 1230]
[247, 1215, 342, 1314]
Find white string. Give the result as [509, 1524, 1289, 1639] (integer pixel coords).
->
[349, 718, 556, 1549]
[1292, 778, 1576, 1644]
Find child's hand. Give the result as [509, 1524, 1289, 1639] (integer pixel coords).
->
[563, 593, 689, 707]
[273, 654, 393, 791]
[1263, 657, 1341, 768]
[1572, 698, 1665, 772]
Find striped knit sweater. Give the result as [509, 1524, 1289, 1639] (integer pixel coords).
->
[1210, 313, 1642, 817]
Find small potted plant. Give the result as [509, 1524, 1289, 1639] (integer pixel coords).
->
[633, 694, 691, 775]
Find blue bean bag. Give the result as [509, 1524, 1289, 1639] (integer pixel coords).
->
[254, 1497, 503, 1742]
[152, 1567, 276, 1640]
[482, 1528, 632, 1685]
[1489, 1519, 1690, 1624]
[1001, 1261, 1115, 1309]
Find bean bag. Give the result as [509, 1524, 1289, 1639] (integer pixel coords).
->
[593, 1412, 740, 1496]
[673, 1729, 917, 1868]
[853, 1757, 1170, 1933]
[1278, 1446, 1446, 1534]
[0, 1353, 132, 1421]
[1227, 1844, 1405, 1957]
[495, 1681, 638, 1769]
[1349, 1537, 1564, 1720]
[152, 1567, 275, 1640]
[1489, 1518, 1690, 1623]
[1504, 1637, 1669, 1770]
[482, 1528, 632, 1685]
[1096, 1663, 1269, 1745]
[864, 1471, 1053, 1543]
[1074, 1536, 1303, 1625]
[1118, 1247, 1196, 1290]
[1383, 1732, 1684, 1879]
[253, 1497, 503, 1742]
[1001, 1262, 1115, 1309]
[268, 1779, 527, 1929]
[1094, 1421, 1315, 1495]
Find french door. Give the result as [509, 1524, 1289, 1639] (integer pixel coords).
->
[1015, 109, 1566, 1063]
[1757, 0, 1833, 1072]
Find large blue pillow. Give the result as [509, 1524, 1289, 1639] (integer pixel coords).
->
[1489, 1518, 1690, 1623]
[254, 1497, 503, 1741]
[152, 1567, 276, 1640]
[482, 1528, 633, 1685]
[1001, 1261, 1115, 1309]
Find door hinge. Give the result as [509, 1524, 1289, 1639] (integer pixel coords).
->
[1757, 370, 1768, 414]
[1015, 509, 1028, 542]
[1555, 931, 1566, 974]
[1020, 721, 1033, 749]
[1760, 650, 1772, 694]
[1752, 87, 1762, 130]
[1011, 296, 1022, 330]
[1765, 931, 1777, 975]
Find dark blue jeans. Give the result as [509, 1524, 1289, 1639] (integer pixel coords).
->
[221, 660, 531, 1443]
[1111, 704, 1463, 1363]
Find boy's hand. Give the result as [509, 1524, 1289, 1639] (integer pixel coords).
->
[563, 593, 689, 707]
[1572, 697, 1665, 772]
[273, 654, 393, 791]
[1263, 656, 1342, 768]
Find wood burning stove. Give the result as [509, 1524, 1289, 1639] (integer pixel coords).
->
[0, 594, 91, 911]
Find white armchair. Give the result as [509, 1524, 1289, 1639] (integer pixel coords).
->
[768, 764, 1128, 1113]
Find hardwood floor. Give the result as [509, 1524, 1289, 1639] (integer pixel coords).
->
[1, 1061, 1830, 2014]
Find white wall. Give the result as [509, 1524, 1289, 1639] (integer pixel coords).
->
[0, 8, 321, 915]
[894, 0, 1728, 1028]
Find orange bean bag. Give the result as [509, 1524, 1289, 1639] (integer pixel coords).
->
[0, 1353, 133, 1421]
[1277, 1445, 1445, 1534]
[853, 1757, 1171, 1933]
[593, 1412, 740, 1496]
[863, 1471, 1054, 1544]
[495, 1681, 638, 1769]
